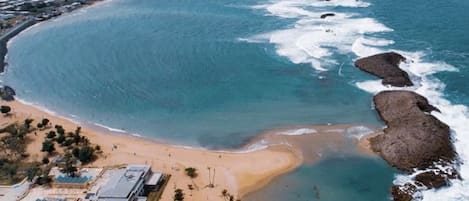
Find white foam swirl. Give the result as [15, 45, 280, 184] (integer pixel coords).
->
[244, 0, 392, 71]
[279, 128, 318, 135]
[248, 0, 469, 200]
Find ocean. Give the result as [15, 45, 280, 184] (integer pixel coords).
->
[1, 0, 468, 200]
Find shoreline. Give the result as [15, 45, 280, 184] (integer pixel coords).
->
[1, 99, 378, 200]
[0, 1, 385, 199]
[0, 0, 112, 74]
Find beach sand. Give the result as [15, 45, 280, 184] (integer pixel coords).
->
[0, 100, 378, 200]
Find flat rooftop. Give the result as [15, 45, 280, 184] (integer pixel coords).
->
[98, 165, 150, 199]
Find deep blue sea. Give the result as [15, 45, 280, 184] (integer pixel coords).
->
[2, 0, 468, 200]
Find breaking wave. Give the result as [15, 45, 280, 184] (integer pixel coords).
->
[244, 0, 392, 71]
[247, 0, 469, 200]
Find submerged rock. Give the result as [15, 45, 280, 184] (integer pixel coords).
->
[320, 13, 335, 19]
[0, 85, 16, 101]
[355, 52, 413, 87]
[370, 90, 455, 171]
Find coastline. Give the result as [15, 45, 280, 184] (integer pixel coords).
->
[0, 0, 386, 199]
[0, 99, 378, 200]
[0, 0, 111, 74]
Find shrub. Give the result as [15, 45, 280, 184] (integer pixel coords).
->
[46, 131, 56, 139]
[41, 118, 50, 127]
[184, 167, 198, 178]
[0, 105, 11, 115]
[174, 189, 184, 201]
[56, 134, 65, 144]
[41, 140, 55, 154]
[72, 147, 80, 158]
[78, 146, 94, 163]
[42, 157, 49, 164]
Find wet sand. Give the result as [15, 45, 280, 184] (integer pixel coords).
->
[0, 100, 378, 200]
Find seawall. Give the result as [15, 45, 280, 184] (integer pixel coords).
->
[0, 18, 37, 72]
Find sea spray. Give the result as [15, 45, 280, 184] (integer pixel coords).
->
[249, 0, 469, 200]
[245, 0, 391, 71]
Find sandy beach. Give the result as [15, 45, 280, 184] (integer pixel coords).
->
[0, 99, 378, 200]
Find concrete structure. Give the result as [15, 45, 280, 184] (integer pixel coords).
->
[87, 165, 163, 201]
[48, 167, 102, 189]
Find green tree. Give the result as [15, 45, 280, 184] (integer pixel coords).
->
[63, 139, 73, 147]
[55, 125, 65, 135]
[41, 118, 49, 127]
[56, 134, 65, 144]
[0, 105, 11, 115]
[185, 167, 198, 178]
[41, 140, 55, 154]
[24, 119, 34, 129]
[174, 189, 184, 201]
[36, 176, 51, 185]
[78, 146, 94, 163]
[72, 147, 80, 158]
[42, 157, 49, 164]
[37, 123, 43, 129]
[3, 164, 18, 181]
[46, 131, 56, 139]
[73, 132, 81, 145]
[61, 153, 77, 177]
[75, 127, 81, 135]
[26, 165, 41, 181]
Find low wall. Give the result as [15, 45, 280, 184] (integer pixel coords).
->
[0, 18, 37, 72]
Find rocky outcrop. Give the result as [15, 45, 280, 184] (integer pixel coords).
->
[355, 52, 413, 87]
[354, 52, 459, 201]
[369, 90, 458, 201]
[370, 91, 455, 171]
[320, 13, 335, 19]
[0, 85, 16, 101]
[414, 170, 458, 189]
[391, 184, 415, 201]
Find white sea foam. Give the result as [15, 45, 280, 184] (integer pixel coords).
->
[249, 0, 469, 200]
[92, 123, 127, 133]
[354, 43, 469, 201]
[279, 128, 318, 135]
[351, 37, 395, 57]
[15, 98, 83, 125]
[345, 126, 374, 139]
[246, 0, 391, 71]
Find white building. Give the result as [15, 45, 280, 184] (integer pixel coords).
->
[87, 165, 163, 201]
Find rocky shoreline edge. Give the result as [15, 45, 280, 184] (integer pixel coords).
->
[355, 52, 459, 201]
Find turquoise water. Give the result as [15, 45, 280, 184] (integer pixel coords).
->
[246, 156, 396, 201]
[2, 0, 469, 200]
[2, 0, 380, 148]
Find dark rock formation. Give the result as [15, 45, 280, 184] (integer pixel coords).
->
[370, 90, 455, 171]
[415, 171, 451, 189]
[320, 13, 335, 19]
[391, 184, 416, 201]
[355, 52, 413, 87]
[369, 90, 458, 201]
[0, 85, 16, 101]
[354, 53, 459, 201]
